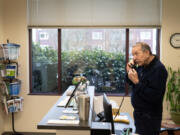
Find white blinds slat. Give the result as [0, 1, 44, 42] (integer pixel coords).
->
[27, 0, 161, 26]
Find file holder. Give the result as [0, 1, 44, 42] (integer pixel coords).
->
[0, 42, 23, 135]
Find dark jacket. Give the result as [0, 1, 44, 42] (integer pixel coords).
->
[127, 56, 168, 116]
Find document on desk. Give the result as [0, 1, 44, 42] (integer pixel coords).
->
[47, 119, 79, 125]
[63, 109, 78, 114]
[60, 115, 76, 120]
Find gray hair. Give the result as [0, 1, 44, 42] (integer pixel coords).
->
[134, 42, 152, 55]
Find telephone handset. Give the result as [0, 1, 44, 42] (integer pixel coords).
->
[96, 111, 105, 122]
[129, 61, 137, 69]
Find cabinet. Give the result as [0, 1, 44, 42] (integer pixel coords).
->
[0, 43, 23, 135]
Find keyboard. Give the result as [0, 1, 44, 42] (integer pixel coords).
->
[115, 130, 124, 135]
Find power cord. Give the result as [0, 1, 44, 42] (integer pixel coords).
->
[113, 96, 125, 120]
[120, 128, 132, 135]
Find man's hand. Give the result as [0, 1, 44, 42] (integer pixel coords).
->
[128, 69, 139, 84]
[126, 59, 135, 73]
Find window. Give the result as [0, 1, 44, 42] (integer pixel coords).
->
[40, 32, 49, 40]
[30, 29, 58, 94]
[29, 28, 160, 95]
[61, 29, 126, 94]
[129, 29, 158, 59]
[92, 32, 103, 40]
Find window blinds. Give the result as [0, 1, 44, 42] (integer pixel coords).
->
[27, 0, 161, 27]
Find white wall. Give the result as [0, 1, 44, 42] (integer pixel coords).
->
[0, 0, 180, 133]
[161, 0, 180, 69]
[1, 0, 57, 133]
[161, 0, 180, 119]
[0, 0, 3, 41]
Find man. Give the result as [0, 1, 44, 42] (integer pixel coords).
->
[126, 42, 168, 135]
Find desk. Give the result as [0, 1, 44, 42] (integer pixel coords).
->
[114, 113, 135, 132]
[37, 86, 95, 135]
[91, 112, 135, 135]
[37, 86, 135, 135]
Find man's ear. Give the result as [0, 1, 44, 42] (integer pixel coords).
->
[144, 50, 150, 55]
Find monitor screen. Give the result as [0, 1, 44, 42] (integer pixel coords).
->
[103, 93, 115, 134]
[64, 83, 80, 108]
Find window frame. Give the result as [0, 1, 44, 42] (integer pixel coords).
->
[29, 28, 160, 96]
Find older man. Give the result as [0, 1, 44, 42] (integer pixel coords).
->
[126, 42, 168, 135]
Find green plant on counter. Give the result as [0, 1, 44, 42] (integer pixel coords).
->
[72, 76, 87, 85]
[166, 67, 180, 112]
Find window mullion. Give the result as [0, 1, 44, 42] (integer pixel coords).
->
[58, 29, 62, 94]
[29, 29, 33, 94]
[125, 28, 129, 96]
[156, 28, 160, 59]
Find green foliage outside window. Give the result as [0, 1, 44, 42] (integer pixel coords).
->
[32, 43, 126, 94]
[61, 50, 126, 93]
[32, 43, 58, 64]
[32, 43, 58, 93]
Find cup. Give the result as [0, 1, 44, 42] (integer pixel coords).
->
[78, 94, 90, 121]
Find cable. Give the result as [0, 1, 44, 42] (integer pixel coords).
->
[113, 96, 125, 120]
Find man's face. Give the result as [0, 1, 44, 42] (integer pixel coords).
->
[132, 45, 149, 66]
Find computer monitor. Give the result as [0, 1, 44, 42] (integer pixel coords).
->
[64, 83, 81, 108]
[103, 93, 115, 134]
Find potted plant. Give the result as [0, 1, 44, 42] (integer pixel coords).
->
[166, 67, 180, 124]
